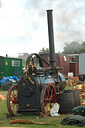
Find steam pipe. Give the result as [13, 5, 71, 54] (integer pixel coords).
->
[46, 10, 56, 68]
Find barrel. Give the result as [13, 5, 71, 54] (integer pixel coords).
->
[57, 90, 74, 114]
[57, 90, 80, 114]
[72, 90, 80, 107]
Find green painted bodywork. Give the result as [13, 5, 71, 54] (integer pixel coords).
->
[0, 56, 22, 78]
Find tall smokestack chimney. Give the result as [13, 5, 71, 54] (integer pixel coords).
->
[46, 10, 56, 68]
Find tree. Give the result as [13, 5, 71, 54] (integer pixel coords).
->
[39, 47, 49, 53]
[80, 41, 85, 53]
[62, 41, 82, 54]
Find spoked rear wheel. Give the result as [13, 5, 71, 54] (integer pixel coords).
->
[7, 85, 18, 116]
[40, 84, 57, 115]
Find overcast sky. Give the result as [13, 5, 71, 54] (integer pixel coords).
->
[0, 0, 85, 57]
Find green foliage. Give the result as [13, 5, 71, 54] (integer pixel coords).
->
[62, 40, 85, 54]
[39, 47, 49, 53]
[62, 41, 82, 54]
[79, 41, 85, 53]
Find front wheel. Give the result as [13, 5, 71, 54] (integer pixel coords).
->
[7, 85, 18, 116]
[40, 84, 57, 115]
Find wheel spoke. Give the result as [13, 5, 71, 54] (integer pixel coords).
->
[12, 104, 14, 111]
[44, 100, 48, 106]
[51, 93, 56, 99]
[10, 93, 14, 98]
[12, 89, 14, 95]
[51, 88, 53, 97]
[44, 96, 49, 105]
[47, 87, 50, 98]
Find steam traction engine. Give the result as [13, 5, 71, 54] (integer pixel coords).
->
[7, 10, 66, 116]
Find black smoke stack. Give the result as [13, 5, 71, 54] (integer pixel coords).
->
[46, 10, 56, 68]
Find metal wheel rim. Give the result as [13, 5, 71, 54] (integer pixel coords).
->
[40, 84, 56, 115]
[7, 85, 18, 116]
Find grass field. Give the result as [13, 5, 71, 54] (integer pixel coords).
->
[0, 88, 84, 128]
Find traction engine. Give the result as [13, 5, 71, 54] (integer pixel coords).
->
[7, 10, 66, 116]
